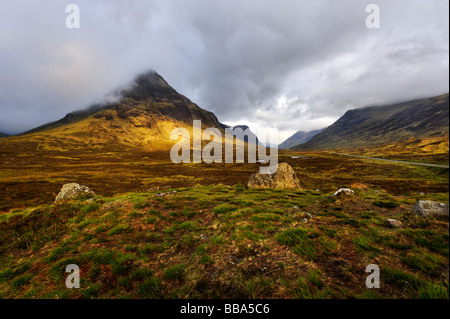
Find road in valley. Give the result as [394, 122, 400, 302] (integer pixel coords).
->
[331, 152, 449, 168]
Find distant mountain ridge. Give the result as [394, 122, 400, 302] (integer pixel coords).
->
[278, 129, 324, 149]
[220, 124, 262, 145]
[293, 93, 449, 150]
[0, 132, 9, 138]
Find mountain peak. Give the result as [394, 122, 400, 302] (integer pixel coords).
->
[19, 70, 223, 149]
[278, 128, 324, 149]
[121, 71, 174, 101]
[134, 70, 170, 89]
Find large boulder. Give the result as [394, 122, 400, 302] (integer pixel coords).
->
[55, 183, 95, 203]
[412, 200, 449, 217]
[247, 162, 301, 189]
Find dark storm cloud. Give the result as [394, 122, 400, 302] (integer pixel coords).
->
[0, 0, 448, 143]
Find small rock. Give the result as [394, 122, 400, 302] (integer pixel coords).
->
[201, 234, 207, 240]
[292, 206, 300, 210]
[302, 218, 308, 223]
[55, 183, 95, 203]
[315, 189, 320, 192]
[332, 188, 355, 197]
[387, 219, 403, 228]
[304, 212, 313, 219]
[418, 192, 425, 196]
[412, 200, 449, 217]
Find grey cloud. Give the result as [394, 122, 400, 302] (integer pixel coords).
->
[0, 0, 448, 138]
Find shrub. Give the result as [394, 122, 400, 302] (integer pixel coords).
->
[418, 282, 449, 299]
[373, 201, 400, 208]
[353, 236, 381, 253]
[164, 264, 186, 280]
[131, 268, 154, 281]
[401, 253, 441, 276]
[81, 202, 99, 214]
[138, 278, 162, 298]
[199, 255, 214, 265]
[213, 204, 237, 214]
[276, 228, 319, 246]
[12, 274, 33, 288]
[179, 221, 197, 231]
[83, 284, 101, 298]
[107, 224, 129, 235]
[111, 253, 136, 275]
[250, 213, 281, 222]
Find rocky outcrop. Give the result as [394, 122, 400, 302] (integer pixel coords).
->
[55, 183, 95, 203]
[247, 162, 301, 189]
[412, 200, 449, 217]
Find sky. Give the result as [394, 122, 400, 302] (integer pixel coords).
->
[0, 0, 448, 144]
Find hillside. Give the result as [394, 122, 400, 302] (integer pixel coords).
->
[293, 94, 449, 151]
[340, 136, 449, 166]
[0, 133, 9, 139]
[279, 129, 324, 149]
[3, 72, 223, 152]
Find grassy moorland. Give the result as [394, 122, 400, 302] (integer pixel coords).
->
[337, 136, 449, 165]
[0, 145, 448, 299]
[0, 184, 448, 299]
[0, 145, 448, 212]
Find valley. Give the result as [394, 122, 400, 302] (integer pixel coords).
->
[0, 142, 448, 299]
[0, 72, 448, 300]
